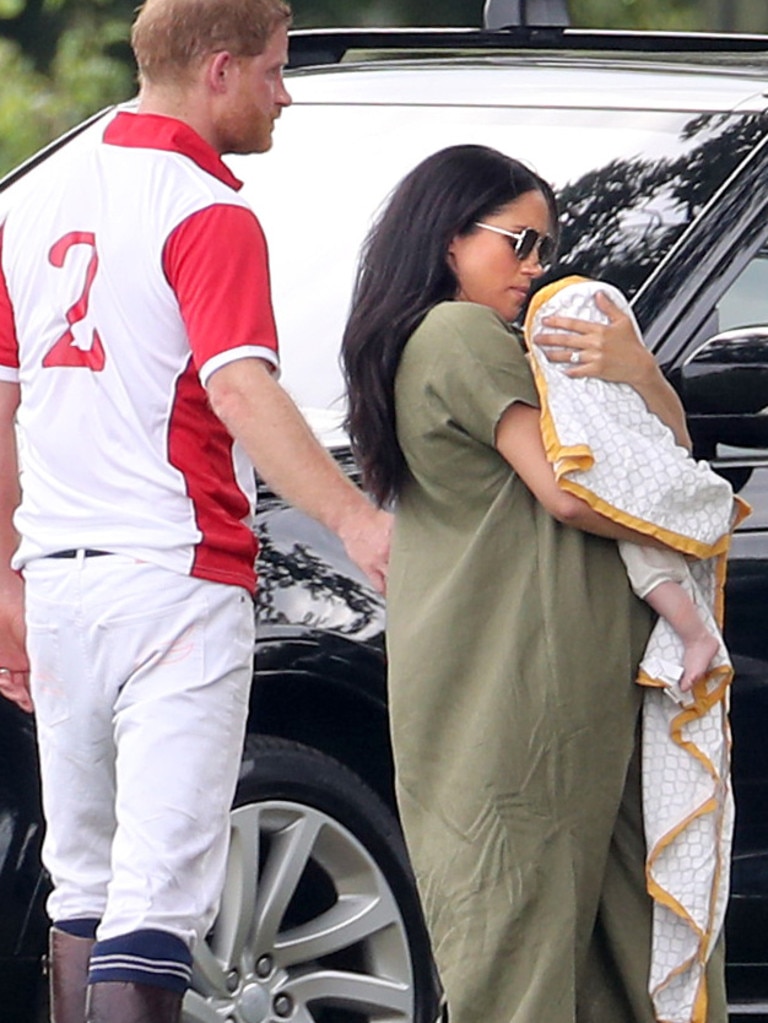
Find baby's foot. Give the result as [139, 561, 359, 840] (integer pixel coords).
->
[680, 631, 720, 692]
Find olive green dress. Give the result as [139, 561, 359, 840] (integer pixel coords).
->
[386, 302, 726, 1023]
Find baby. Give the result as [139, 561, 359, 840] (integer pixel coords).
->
[618, 544, 718, 692]
[525, 276, 732, 695]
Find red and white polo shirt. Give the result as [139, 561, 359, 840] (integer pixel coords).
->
[0, 111, 280, 592]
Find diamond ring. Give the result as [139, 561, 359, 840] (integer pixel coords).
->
[569, 350, 581, 364]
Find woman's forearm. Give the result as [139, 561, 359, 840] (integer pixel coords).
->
[631, 360, 692, 452]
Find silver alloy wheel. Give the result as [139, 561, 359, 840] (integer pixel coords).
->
[182, 800, 415, 1023]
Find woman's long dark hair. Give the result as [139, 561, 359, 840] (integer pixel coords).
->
[341, 144, 558, 507]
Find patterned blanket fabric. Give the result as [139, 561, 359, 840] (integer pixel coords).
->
[524, 276, 748, 1023]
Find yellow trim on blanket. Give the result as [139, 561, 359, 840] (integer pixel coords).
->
[524, 274, 592, 328]
[559, 476, 731, 557]
[554, 447, 594, 477]
[638, 537, 732, 1023]
[693, 978, 709, 1023]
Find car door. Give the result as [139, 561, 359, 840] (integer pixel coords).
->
[639, 143, 768, 1005]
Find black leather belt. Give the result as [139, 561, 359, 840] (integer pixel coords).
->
[48, 549, 111, 559]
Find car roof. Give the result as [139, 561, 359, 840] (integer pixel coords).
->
[286, 57, 768, 114]
[286, 27, 768, 114]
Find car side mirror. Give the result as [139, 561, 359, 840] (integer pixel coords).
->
[679, 327, 768, 453]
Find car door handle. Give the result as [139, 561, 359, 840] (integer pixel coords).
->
[688, 413, 768, 454]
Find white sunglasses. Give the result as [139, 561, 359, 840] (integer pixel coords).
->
[473, 221, 555, 269]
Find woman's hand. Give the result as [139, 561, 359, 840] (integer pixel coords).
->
[533, 290, 692, 450]
[534, 291, 655, 386]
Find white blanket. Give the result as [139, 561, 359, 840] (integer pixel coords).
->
[524, 276, 747, 1023]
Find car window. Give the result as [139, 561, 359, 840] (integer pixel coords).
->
[683, 249, 768, 533]
[233, 102, 762, 426]
[718, 250, 768, 331]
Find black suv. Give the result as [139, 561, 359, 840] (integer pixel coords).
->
[2, 5, 768, 1021]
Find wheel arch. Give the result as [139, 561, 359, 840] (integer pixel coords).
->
[247, 630, 395, 810]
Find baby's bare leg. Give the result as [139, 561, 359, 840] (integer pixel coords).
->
[644, 580, 719, 692]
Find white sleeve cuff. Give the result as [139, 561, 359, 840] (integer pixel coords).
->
[199, 346, 280, 388]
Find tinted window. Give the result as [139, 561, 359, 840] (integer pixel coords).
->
[718, 249, 768, 331]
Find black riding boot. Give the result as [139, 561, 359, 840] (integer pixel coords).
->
[86, 980, 183, 1023]
[49, 928, 96, 1023]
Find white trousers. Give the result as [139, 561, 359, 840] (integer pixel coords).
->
[24, 554, 255, 950]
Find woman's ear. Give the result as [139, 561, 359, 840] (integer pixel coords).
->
[446, 236, 459, 271]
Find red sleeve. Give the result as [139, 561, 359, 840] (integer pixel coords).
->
[162, 203, 280, 380]
[0, 226, 20, 376]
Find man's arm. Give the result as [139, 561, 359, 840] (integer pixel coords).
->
[0, 381, 31, 712]
[206, 358, 392, 593]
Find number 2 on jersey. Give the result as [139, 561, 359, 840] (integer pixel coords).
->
[43, 232, 105, 371]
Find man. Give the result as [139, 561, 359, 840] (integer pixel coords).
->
[0, 1, 391, 1021]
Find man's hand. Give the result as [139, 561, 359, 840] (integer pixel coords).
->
[207, 359, 394, 594]
[0, 381, 29, 711]
[337, 503, 392, 595]
[0, 571, 31, 712]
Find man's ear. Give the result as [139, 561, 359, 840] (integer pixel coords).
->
[206, 51, 235, 94]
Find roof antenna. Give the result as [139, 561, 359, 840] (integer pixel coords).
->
[483, 0, 570, 29]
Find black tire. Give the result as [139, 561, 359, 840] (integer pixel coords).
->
[183, 735, 440, 1023]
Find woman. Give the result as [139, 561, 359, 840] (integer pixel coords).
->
[341, 145, 727, 1023]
